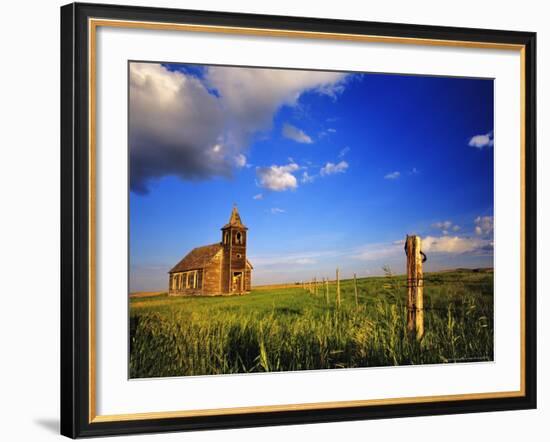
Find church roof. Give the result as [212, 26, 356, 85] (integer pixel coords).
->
[168, 243, 222, 273]
[222, 206, 247, 229]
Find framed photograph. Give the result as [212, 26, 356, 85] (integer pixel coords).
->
[60, 2, 537, 438]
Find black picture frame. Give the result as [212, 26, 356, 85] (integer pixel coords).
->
[61, 2, 537, 438]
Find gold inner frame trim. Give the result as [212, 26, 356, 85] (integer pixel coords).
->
[88, 17, 527, 424]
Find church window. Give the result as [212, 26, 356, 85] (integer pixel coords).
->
[187, 272, 195, 289]
[236, 232, 242, 244]
[196, 269, 203, 289]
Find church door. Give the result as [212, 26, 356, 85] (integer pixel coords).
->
[232, 272, 243, 293]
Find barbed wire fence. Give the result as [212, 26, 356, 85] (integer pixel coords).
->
[301, 235, 493, 339]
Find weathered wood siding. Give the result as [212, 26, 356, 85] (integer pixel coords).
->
[221, 248, 230, 294]
[202, 250, 223, 295]
[244, 267, 252, 291]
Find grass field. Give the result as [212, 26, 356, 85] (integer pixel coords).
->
[129, 269, 493, 378]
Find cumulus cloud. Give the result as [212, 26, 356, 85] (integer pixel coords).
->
[320, 161, 349, 176]
[129, 63, 227, 194]
[282, 123, 313, 144]
[475, 216, 494, 236]
[256, 162, 299, 191]
[384, 171, 400, 180]
[301, 171, 315, 183]
[422, 235, 493, 254]
[468, 131, 494, 149]
[234, 154, 248, 168]
[204, 66, 346, 146]
[432, 220, 460, 235]
[129, 62, 348, 193]
[351, 233, 493, 263]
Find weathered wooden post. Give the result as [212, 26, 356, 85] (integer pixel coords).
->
[405, 235, 425, 340]
[336, 268, 341, 308]
[353, 273, 358, 307]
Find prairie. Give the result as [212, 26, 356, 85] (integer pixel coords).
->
[129, 269, 493, 378]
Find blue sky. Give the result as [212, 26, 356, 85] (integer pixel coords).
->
[129, 62, 494, 291]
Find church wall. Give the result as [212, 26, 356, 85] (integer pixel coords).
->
[168, 269, 204, 296]
[202, 251, 223, 295]
[244, 267, 251, 291]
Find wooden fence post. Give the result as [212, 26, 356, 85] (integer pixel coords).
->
[336, 268, 341, 308]
[353, 273, 358, 307]
[405, 235, 424, 340]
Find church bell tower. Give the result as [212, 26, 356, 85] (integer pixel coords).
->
[221, 205, 248, 293]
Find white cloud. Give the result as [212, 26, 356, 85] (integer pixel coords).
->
[253, 193, 263, 200]
[468, 132, 494, 149]
[301, 171, 315, 183]
[282, 123, 313, 144]
[256, 162, 299, 191]
[352, 242, 403, 261]
[327, 128, 337, 133]
[205, 66, 346, 145]
[432, 220, 460, 235]
[384, 171, 400, 180]
[354, 235, 493, 261]
[338, 146, 350, 158]
[422, 235, 493, 254]
[432, 221, 453, 230]
[250, 250, 336, 267]
[270, 208, 286, 214]
[129, 62, 348, 193]
[320, 161, 349, 176]
[318, 129, 330, 139]
[234, 153, 247, 168]
[474, 216, 494, 236]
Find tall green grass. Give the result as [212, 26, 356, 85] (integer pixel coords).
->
[129, 270, 493, 378]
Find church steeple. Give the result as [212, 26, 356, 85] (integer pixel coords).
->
[223, 204, 246, 229]
[221, 205, 248, 293]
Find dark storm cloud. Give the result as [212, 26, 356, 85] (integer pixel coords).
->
[129, 63, 349, 194]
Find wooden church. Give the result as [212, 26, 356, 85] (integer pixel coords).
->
[168, 206, 252, 296]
